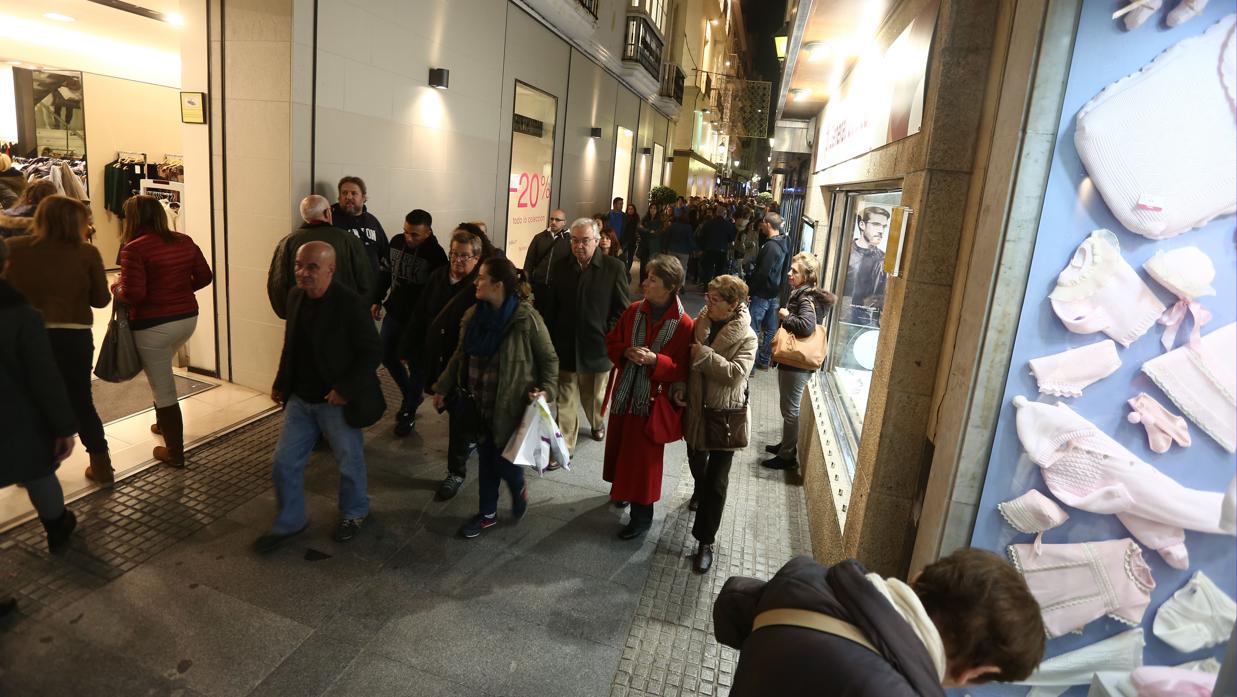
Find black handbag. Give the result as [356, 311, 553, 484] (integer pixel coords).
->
[699, 329, 750, 450]
[444, 354, 485, 440]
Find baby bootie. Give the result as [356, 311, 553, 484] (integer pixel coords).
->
[1120, 0, 1163, 30]
[1167, 0, 1209, 27]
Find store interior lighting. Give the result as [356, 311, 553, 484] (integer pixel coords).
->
[43, 13, 75, 22]
[590, 127, 602, 138]
[640, 147, 652, 155]
[164, 11, 185, 26]
[429, 67, 449, 89]
[790, 88, 811, 102]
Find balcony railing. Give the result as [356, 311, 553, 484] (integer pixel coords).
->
[623, 15, 664, 79]
[659, 63, 685, 104]
[575, 0, 598, 18]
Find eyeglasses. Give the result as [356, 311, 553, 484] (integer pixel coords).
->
[570, 237, 597, 246]
[449, 252, 476, 260]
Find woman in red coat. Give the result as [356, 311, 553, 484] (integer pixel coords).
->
[603, 254, 694, 540]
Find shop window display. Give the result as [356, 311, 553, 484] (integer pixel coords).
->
[964, 4, 1236, 695]
[822, 190, 900, 442]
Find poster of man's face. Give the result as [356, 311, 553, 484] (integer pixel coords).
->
[854, 206, 891, 252]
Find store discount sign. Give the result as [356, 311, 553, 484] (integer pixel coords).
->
[506, 83, 558, 263]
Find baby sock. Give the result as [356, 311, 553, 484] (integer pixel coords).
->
[1128, 393, 1191, 453]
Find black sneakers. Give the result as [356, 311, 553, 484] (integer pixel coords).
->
[393, 409, 415, 438]
[436, 475, 464, 501]
[460, 514, 497, 539]
[332, 516, 366, 542]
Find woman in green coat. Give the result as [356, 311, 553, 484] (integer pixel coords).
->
[433, 257, 559, 538]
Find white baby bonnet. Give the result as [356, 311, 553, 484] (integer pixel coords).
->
[1074, 14, 1237, 240]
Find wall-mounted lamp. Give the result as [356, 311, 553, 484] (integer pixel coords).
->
[428, 68, 449, 89]
[590, 127, 602, 138]
[666, 156, 675, 163]
[790, 88, 811, 102]
[804, 41, 830, 62]
[640, 147, 652, 155]
[773, 22, 789, 60]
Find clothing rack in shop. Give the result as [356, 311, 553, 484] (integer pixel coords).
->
[117, 150, 147, 165]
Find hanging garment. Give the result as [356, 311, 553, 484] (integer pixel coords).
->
[1126, 393, 1191, 454]
[1048, 230, 1165, 347]
[1131, 666, 1217, 697]
[1028, 339, 1122, 398]
[55, 162, 87, 201]
[1152, 570, 1237, 653]
[1008, 538, 1154, 637]
[998, 489, 1069, 553]
[1075, 14, 1236, 240]
[1019, 628, 1144, 688]
[1011, 396, 1234, 569]
[1145, 246, 1215, 352]
[1141, 322, 1236, 452]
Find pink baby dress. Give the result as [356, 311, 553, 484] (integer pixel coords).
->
[1008, 538, 1155, 637]
[1011, 396, 1234, 569]
[1048, 230, 1165, 347]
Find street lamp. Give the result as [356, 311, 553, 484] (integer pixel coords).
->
[773, 22, 789, 60]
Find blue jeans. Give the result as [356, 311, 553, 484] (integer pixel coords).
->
[477, 437, 525, 517]
[270, 395, 370, 533]
[749, 296, 780, 367]
[380, 315, 421, 412]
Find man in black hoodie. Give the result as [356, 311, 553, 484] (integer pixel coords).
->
[331, 176, 390, 308]
[379, 209, 447, 436]
[714, 550, 1045, 696]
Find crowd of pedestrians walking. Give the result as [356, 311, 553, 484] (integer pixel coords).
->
[0, 181, 1051, 695]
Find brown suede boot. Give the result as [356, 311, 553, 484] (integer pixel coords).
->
[84, 451, 115, 486]
[152, 404, 185, 467]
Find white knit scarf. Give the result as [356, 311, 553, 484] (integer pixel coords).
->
[866, 573, 947, 682]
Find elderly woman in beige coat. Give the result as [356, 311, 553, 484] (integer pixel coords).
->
[674, 274, 757, 574]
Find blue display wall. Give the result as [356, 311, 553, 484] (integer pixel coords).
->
[961, 2, 1236, 695]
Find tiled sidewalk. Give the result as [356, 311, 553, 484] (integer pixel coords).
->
[0, 350, 809, 696]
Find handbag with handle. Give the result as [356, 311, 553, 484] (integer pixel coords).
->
[94, 301, 143, 382]
[771, 323, 828, 371]
[699, 329, 749, 450]
[645, 383, 684, 445]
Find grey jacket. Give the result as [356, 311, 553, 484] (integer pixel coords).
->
[681, 306, 757, 452]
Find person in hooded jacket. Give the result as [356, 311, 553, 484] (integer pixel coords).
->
[713, 550, 1045, 697]
[432, 257, 558, 539]
[377, 208, 447, 437]
[0, 179, 57, 238]
[764, 252, 835, 470]
[0, 238, 80, 555]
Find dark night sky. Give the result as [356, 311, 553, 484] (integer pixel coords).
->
[740, 0, 788, 90]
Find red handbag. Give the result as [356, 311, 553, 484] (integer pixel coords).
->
[645, 383, 684, 445]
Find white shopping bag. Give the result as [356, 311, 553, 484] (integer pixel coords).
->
[502, 395, 571, 473]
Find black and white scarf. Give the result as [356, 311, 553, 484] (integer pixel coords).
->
[611, 297, 684, 417]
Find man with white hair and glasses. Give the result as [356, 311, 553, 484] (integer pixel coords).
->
[542, 217, 630, 452]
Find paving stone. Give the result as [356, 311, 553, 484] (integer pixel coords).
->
[47, 564, 312, 697]
[322, 650, 492, 697]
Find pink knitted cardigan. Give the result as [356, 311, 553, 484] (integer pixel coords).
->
[1048, 230, 1165, 347]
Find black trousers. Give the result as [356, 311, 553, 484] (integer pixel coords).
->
[445, 403, 474, 478]
[47, 328, 108, 454]
[630, 502, 654, 527]
[688, 447, 734, 544]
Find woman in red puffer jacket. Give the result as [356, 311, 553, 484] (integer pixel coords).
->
[112, 195, 212, 467]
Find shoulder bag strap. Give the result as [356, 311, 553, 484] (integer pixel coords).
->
[751, 608, 878, 654]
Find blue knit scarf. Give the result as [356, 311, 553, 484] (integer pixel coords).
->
[465, 296, 518, 357]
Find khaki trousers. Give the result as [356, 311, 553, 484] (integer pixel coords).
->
[556, 370, 610, 452]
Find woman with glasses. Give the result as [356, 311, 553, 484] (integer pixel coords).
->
[676, 274, 755, 573]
